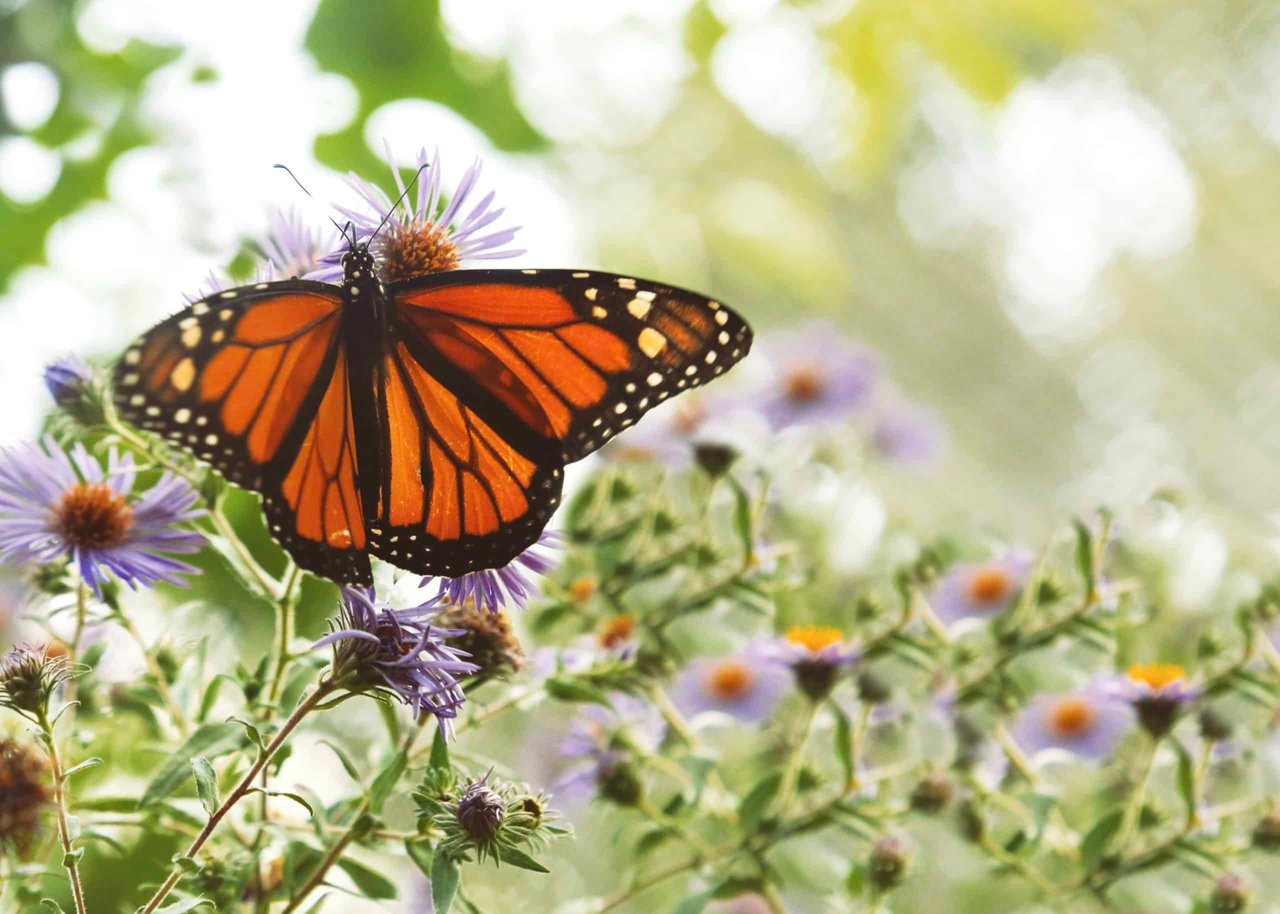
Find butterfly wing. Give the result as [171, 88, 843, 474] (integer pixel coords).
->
[367, 268, 753, 576]
[112, 282, 373, 584]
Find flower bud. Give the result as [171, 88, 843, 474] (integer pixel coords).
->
[693, 442, 738, 478]
[856, 670, 891, 705]
[597, 755, 644, 807]
[1198, 706, 1233, 743]
[1209, 874, 1250, 913]
[868, 835, 909, 891]
[42, 356, 104, 426]
[1252, 811, 1280, 851]
[456, 781, 505, 840]
[909, 772, 952, 814]
[0, 645, 73, 716]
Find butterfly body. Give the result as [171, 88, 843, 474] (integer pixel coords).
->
[114, 244, 752, 586]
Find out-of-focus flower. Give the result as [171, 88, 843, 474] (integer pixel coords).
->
[430, 531, 560, 615]
[43, 355, 93, 408]
[0, 737, 51, 855]
[773, 625, 857, 701]
[310, 145, 523, 284]
[1113, 663, 1201, 738]
[261, 208, 335, 278]
[594, 614, 638, 657]
[930, 550, 1032, 625]
[555, 696, 663, 807]
[1209, 873, 1251, 913]
[669, 648, 789, 723]
[0, 440, 203, 596]
[1009, 687, 1133, 761]
[438, 603, 525, 678]
[606, 398, 711, 466]
[868, 835, 910, 891]
[751, 322, 878, 430]
[1252, 810, 1280, 850]
[872, 400, 946, 469]
[909, 771, 953, 813]
[316, 586, 477, 733]
[707, 895, 773, 914]
[0, 644, 80, 717]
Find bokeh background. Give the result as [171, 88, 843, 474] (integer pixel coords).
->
[6, 0, 1280, 558]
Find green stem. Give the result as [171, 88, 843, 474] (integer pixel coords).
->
[775, 699, 818, 813]
[649, 684, 698, 747]
[266, 565, 302, 707]
[114, 610, 189, 737]
[993, 722, 1039, 787]
[37, 707, 87, 914]
[1115, 737, 1159, 848]
[137, 680, 335, 914]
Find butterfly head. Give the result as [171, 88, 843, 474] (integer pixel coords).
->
[340, 242, 378, 288]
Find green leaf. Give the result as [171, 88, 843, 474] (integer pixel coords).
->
[336, 857, 398, 899]
[405, 838, 434, 877]
[1073, 517, 1095, 596]
[318, 739, 361, 782]
[545, 676, 613, 707]
[139, 722, 248, 808]
[368, 748, 408, 814]
[430, 852, 460, 914]
[39, 901, 67, 914]
[227, 716, 265, 753]
[60, 757, 103, 781]
[831, 704, 854, 788]
[428, 726, 450, 774]
[190, 757, 219, 818]
[246, 787, 314, 817]
[1172, 739, 1197, 824]
[1081, 810, 1124, 871]
[497, 846, 550, 873]
[738, 772, 782, 832]
[155, 898, 214, 913]
[672, 889, 716, 914]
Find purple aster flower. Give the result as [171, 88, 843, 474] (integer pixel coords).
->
[749, 322, 878, 430]
[669, 648, 789, 723]
[872, 400, 947, 469]
[554, 694, 663, 807]
[315, 586, 477, 734]
[42, 355, 93, 408]
[428, 530, 560, 615]
[1009, 686, 1133, 762]
[930, 549, 1032, 625]
[260, 208, 335, 278]
[309, 145, 523, 284]
[1109, 663, 1202, 738]
[768, 626, 859, 701]
[0, 439, 204, 596]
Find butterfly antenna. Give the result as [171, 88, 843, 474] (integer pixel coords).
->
[369, 162, 429, 245]
[274, 163, 352, 246]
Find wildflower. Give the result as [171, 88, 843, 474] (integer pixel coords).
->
[1209, 873, 1251, 913]
[607, 398, 711, 466]
[310, 146, 523, 284]
[42, 354, 94, 409]
[774, 625, 857, 701]
[429, 531, 560, 615]
[316, 586, 477, 733]
[555, 696, 662, 807]
[752, 322, 877, 430]
[1252, 810, 1280, 851]
[929, 549, 1032, 625]
[868, 835, 910, 892]
[0, 440, 204, 596]
[670, 648, 789, 723]
[0, 644, 80, 717]
[909, 772, 953, 813]
[0, 737, 51, 855]
[456, 777, 506, 840]
[1009, 687, 1133, 762]
[438, 603, 525, 677]
[1116, 663, 1200, 738]
[595, 614, 637, 656]
[872, 401, 946, 469]
[260, 208, 335, 278]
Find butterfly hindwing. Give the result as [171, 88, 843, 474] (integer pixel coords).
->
[112, 281, 372, 584]
[389, 269, 754, 462]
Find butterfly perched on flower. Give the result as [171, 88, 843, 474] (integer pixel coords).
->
[111, 162, 752, 587]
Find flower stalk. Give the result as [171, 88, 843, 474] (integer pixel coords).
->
[36, 706, 87, 914]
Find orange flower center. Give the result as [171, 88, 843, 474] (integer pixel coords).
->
[785, 625, 844, 654]
[1047, 697, 1097, 737]
[783, 364, 827, 403]
[377, 221, 459, 281]
[966, 567, 1012, 606]
[51, 483, 132, 550]
[706, 661, 754, 700]
[597, 615, 637, 650]
[568, 577, 597, 602]
[672, 400, 708, 435]
[1128, 663, 1185, 690]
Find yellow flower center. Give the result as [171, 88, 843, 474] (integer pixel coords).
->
[785, 625, 844, 654]
[783, 364, 827, 403]
[706, 661, 754, 700]
[596, 615, 637, 650]
[966, 566, 1013, 607]
[377, 221, 459, 281]
[51, 482, 133, 550]
[567, 576, 596, 602]
[1128, 663, 1185, 690]
[1047, 697, 1097, 737]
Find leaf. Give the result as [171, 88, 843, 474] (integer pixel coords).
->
[246, 787, 314, 817]
[738, 772, 782, 832]
[227, 717, 265, 754]
[1081, 810, 1124, 871]
[336, 857, 398, 899]
[1073, 517, 1095, 596]
[405, 838, 434, 877]
[190, 757, 219, 818]
[544, 676, 613, 707]
[318, 740, 361, 782]
[155, 899, 214, 913]
[672, 889, 716, 914]
[497, 846, 550, 873]
[428, 725, 450, 774]
[430, 852, 460, 914]
[60, 758, 103, 781]
[831, 704, 854, 788]
[39, 902, 67, 914]
[728, 477, 754, 559]
[139, 722, 248, 808]
[1172, 739, 1197, 824]
[368, 748, 407, 814]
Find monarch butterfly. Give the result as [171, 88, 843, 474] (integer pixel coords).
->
[112, 238, 752, 586]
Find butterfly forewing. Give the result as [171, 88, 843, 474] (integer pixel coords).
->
[112, 281, 373, 584]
